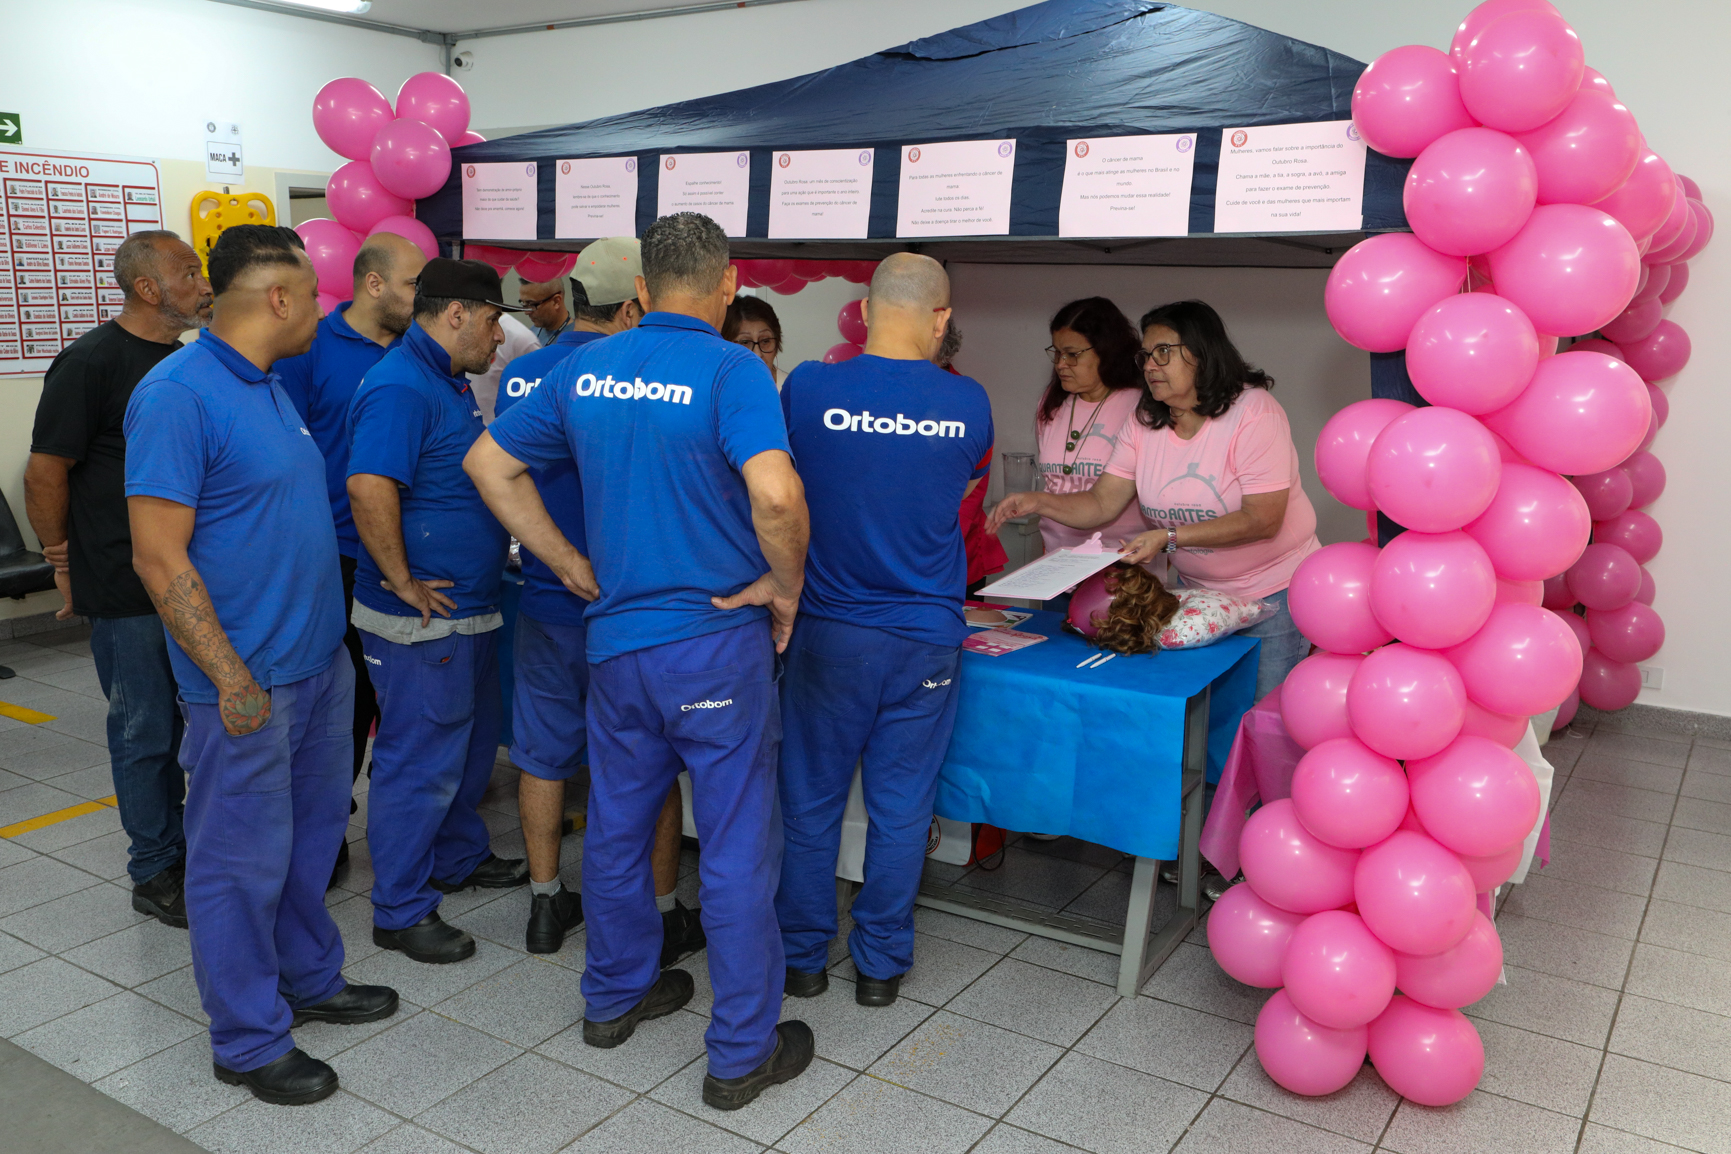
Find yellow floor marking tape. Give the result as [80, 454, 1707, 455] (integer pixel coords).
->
[0, 702, 57, 725]
[0, 795, 118, 840]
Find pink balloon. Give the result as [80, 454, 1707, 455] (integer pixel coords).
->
[1600, 297, 1663, 344]
[1325, 233, 1467, 353]
[515, 251, 577, 282]
[1460, 842, 1525, 890]
[1463, 463, 1591, 582]
[1370, 530, 1498, 650]
[1254, 989, 1369, 1098]
[1352, 45, 1477, 159]
[325, 160, 413, 235]
[1634, 409, 1659, 455]
[836, 299, 867, 345]
[1646, 190, 1693, 258]
[1459, 10, 1584, 133]
[1677, 200, 1714, 262]
[1659, 262, 1690, 304]
[1551, 606, 1591, 657]
[1449, 0, 1561, 65]
[1292, 738, 1410, 850]
[1596, 149, 1678, 245]
[1366, 408, 1502, 533]
[1283, 911, 1398, 1029]
[1368, 996, 1485, 1106]
[1565, 336, 1623, 359]
[1239, 799, 1362, 915]
[1631, 263, 1670, 306]
[1595, 509, 1662, 565]
[1571, 468, 1633, 522]
[1407, 735, 1541, 857]
[1541, 574, 1576, 610]
[839, 260, 878, 285]
[1207, 884, 1306, 988]
[395, 72, 471, 143]
[1515, 86, 1641, 206]
[294, 218, 361, 303]
[1280, 652, 1365, 750]
[1348, 643, 1467, 761]
[1617, 319, 1691, 382]
[1314, 399, 1414, 510]
[1581, 66, 1615, 96]
[1485, 204, 1640, 337]
[1395, 913, 1504, 1010]
[316, 290, 341, 317]
[463, 243, 520, 276]
[451, 130, 487, 148]
[1288, 542, 1394, 655]
[1494, 577, 1542, 606]
[312, 77, 395, 162]
[1447, 602, 1583, 715]
[822, 342, 863, 364]
[1404, 129, 1538, 256]
[371, 118, 453, 200]
[1587, 600, 1666, 664]
[1677, 174, 1703, 200]
[1646, 384, 1669, 428]
[1482, 351, 1651, 476]
[366, 215, 438, 262]
[1566, 542, 1642, 610]
[1461, 699, 1528, 747]
[1635, 567, 1656, 606]
[773, 276, 808, 296]
[1553, 687, 1581, 728]
[1623, 451, 1665, 508]
[1356, 832, 1478, 956]
[1406, 293, 1540, 414]
[1580, 647, 1642, 710]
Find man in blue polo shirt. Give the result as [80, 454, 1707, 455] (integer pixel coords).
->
[775, 254, 992, 1008]
[468, 212, 814, 1111]
[276, 231, 425, 878]
[347, 258, 528, 966]
[126, 225, 398, 1105]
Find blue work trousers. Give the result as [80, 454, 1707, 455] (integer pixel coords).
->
[511, 612, 589, 781]
[776, 616, 962, 981]
[582, 621, 782, 1080]
[180, 656, 353, 1071]
[362, 627, 500, 930]
[90, 614, 187, 883]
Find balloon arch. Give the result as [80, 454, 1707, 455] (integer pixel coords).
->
[1210, 0, 1707, 1108]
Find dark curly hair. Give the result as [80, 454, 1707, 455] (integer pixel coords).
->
[1134, 300, 1273, 430]
[1090, 564, 1182, 656]
[721, 294, 782, 345]
[1036, 297, 1145, 425]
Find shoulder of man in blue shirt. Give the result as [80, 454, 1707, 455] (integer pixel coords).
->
[496, 329, 605, 421]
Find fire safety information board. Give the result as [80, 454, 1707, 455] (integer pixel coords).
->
[0, 149, 164, 378]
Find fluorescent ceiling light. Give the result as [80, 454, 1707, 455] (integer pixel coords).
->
[273, 0, 372, 12]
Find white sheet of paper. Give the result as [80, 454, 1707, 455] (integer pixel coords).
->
[1059, 134, 1196, 238]
[554, 156, 638, 239]
[462, 161, 539, 241]
[975, 548, 1123, 603]
[896, 139, 1016, 238]
[1213, 120, 1367, 233]
[768, 148, 874, 239]
[657, 151, 750, 237]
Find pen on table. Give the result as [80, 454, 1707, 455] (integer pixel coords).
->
[1091, 652, 1117, 669]
[1076, 653, 1101, 668]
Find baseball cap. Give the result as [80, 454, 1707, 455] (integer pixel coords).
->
[572, 238, 642, 307]
[416, 258, 530, 312]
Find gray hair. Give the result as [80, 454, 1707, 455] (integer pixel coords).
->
[869, 252, 949, 312]
[113, 229, 184, 301]
[640, 212, 730, 301]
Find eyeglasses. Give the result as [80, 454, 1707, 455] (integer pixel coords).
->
[520, 295, 562, 311]
[1135, 343, 1187, 369]
[735, 336, 780, 354]
[1045, 344, 1094, 365]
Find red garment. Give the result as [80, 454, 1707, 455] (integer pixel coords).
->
[946, 363, 1007, 584]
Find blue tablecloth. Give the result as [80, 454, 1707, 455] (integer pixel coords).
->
[935, 611, 1259, 861]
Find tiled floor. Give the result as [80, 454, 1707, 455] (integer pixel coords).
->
[2, 623, 1730, 1152]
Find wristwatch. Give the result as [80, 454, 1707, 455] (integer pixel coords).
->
[1163, 528, 1179, 553]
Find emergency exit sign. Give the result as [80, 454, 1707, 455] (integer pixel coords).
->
[0, 115, 20, 146]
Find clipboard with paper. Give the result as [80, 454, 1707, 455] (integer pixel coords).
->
[974, 532, 1122, 602]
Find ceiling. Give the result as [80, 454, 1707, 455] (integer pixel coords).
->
[246, 0, 810, 36]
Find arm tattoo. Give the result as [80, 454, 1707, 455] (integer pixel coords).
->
[150, 568, 270, 735]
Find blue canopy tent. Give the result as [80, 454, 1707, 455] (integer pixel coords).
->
[417, 0, 1412, 270]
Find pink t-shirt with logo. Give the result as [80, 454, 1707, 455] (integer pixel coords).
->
[1104, 386, 1319, 599]
[1035, 387, 1149, 553]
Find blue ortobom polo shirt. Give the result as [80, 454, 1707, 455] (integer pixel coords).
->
[275, 302, 399, 558]
[123, 332, 346, 703]
[346, 322, 509, 621]
[494, 328, 601, 629]
[487, 311, 789, 663]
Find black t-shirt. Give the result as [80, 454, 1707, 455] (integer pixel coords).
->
[31, 320, 183, 618]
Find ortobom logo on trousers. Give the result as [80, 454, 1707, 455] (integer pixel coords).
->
[681, 698, 733, 712]
[573, 373, 692, 405]
[823, 408, 966, 437]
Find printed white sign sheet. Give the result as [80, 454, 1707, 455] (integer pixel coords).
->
[896, 139, 1016, 238]
[1059, 134, 1196, 238]
[462, 161, 539, 241]
[657, 152, 751, 238]
[768, 148, 874, 239]
[554, 156, 639, 239]
[1213, 121, 1368, 233]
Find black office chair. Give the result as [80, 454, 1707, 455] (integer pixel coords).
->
[0, 492, 60, 679]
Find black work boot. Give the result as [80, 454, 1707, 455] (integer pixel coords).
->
[132, 863, 188, 929]
[291, 983, 399, 1027]
[702, 1021, 815, 1110]
[659, 900, 707, 967]
[213, 1048, 338, 1105]
[784, 968, 829, 998]
[372, 912, 475, 964]
[431, 852, 529, 893]
[525, 887, 584, 954]
[583, 969, 694, 1048]
[855, 974, 903, 1007]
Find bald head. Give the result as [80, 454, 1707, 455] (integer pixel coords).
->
[352, 232, 425, 290]
[350, 231, 426, 338]
[867, 252, 949, 313]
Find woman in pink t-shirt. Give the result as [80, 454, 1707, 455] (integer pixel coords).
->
[1032, 298, 1150, 555]
[992, 300, 1319, 698]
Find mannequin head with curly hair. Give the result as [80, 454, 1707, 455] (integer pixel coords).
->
[1082, 564, 1182, 655]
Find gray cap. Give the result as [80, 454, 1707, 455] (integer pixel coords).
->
[572, 237, 642, 307]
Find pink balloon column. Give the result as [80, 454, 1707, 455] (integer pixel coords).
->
[1215, 0, 1702, 1108]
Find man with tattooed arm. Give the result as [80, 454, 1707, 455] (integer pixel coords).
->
[125, 225, 399, 1106]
